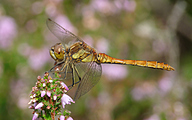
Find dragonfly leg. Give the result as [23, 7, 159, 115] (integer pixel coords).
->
[68, 80, 81, 90]
[67, 63, 82, 90]
[68, 64, 75, 89]
[48, 61, 65, 72]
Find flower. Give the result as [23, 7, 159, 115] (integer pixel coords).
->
[60, 115, 73, 120]
[29, 72, 74, 119]
[53, 94, 57, 100]
[43, 83, 46, 87]
[47, 91, 51, 97]
[32, 112, 38, 120]
[35, 102, 44, 109]
[60, 115, 65, 120]
[41, 91, 46, 97]
[67, 116, 73, 120]
[60, 82, 69, 91]
[61, 94, 75, 108]
[0, 16, 17, 49]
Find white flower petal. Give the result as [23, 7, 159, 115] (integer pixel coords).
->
[41, 91, 46, 97]
[32, 112, 38, 120]
[60, 115, 65, 120]
[61, 94, 75, 108]
[67, 116, 73, 120]
[35, 102, 44, 109]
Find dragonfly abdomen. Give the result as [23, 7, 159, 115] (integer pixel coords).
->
[97, 53, 175, 71]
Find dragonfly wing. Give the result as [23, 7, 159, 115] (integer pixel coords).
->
[46, 18, 84, 46]
[73, 62, 102, 100]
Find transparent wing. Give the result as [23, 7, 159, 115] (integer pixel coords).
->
[73, 62, 102, 100]
[46, 18, 84, 46]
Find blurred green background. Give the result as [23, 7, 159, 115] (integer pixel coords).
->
[0, 0, 192, 120]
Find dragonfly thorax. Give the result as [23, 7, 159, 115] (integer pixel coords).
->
[50, 43, 66, 62]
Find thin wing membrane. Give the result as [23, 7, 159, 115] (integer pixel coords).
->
[46, 18, 83, 46]
[74, 62, 102, 100]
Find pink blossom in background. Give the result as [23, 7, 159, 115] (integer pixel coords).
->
[31, 1, 43, 15]
[123, 0, 136, 12]
[114, 0, 136, 12]
[91, 0, 136, 15]
[18, 44, 51, 71]
[18, 95, 29, 109]
[144, 114, 160, 120]
[131, 82, 156, 101]
[25, 20, 38, 33]
[45, 2, 57, 17]
[28, 47, 50, 71]
[158, 76, 173, 93]
[152, 40, 167, 54]
[55, 15, 78, 35]
[114, 1, 123, 10]
[0, 16, 17, 49]
[82, 9, 101, 30]
[102, 64, 128, 81]
[91, 0, 117, 15]
[82, 35, 94, 47]
[96, 38, 109, 53]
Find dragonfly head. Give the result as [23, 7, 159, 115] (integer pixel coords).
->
[50, 43, 65, 62]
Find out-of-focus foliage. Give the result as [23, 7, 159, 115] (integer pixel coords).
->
[0, 0, 191, 120]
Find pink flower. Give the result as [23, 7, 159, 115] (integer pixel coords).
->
[0, 16, 17, 49]
[60, 115, 65, 120]
[102, 64, 128, 80]
[32, 112, 38, 120]
[41, 91, 46, 97]
[47, 91, 51, 97]
[60, 115, 73, 120]
[53, 94, 57, 100]
[60, 82, 69, 91]
[67, 116, 73, 120]
[61, 94, 75, 108]
[96, 38, 109, 53]
[35, 102, 44, 109]
[123, 0, 136, 12]
[43, 83, 46, 87]
[28, 47, 50, 71]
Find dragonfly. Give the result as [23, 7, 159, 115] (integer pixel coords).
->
[47, 18, 175, 100]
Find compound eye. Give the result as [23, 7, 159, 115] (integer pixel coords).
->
[54, 45, 65, 60]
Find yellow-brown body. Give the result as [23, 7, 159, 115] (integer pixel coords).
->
[50, 42, 175, 71]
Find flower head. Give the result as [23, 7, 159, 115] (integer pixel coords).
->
[29, 72, 74, 119]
